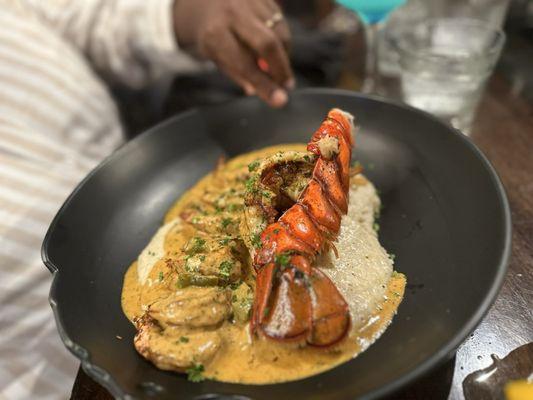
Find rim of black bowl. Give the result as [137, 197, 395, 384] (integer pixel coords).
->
[42, 88, 512, 400]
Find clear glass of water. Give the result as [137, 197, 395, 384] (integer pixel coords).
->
[394, 18, 505, 134]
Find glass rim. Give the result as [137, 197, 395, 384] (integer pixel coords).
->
[391, 17, 506, 62]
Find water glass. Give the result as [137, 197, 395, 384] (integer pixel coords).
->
[394, 18, 505, 134]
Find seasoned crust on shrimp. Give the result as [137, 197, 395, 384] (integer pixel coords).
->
[133, 314, 221, 372]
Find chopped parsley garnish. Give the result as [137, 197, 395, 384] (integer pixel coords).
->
[251, 233, 262, 249]
[275, 253, 290, 267]
[227, 203, 240, 212]
[199, 255, 206, 262]
[179, 336, 189, 343]
[219, 260, 234, 278]
[158, 271, 164, 282]
[187, 237, 206, 254]
[186, 364, 205, 382]
[303, 155, 311, 162]
[248, 160, 260, 172]
[262, 191, 271, 198]
[273, 228, 280, 234]
[245, 176, 258, 193]
[219, 237, 232, 246]
[373, 222, 380, 232]
[221, 217, 233, 229]
[230, 280, 243, 290]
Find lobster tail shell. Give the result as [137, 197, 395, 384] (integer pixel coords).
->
[251, 109, 355, 347]
[259, 266, 313, 341]
[307, 269, 351, 346]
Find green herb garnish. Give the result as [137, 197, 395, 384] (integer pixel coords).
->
[227, 204, 240, 212]
[179, 336, 189, 343]
[245, 176, 258, 193]
[186, 364, 205, 382]
[221, 218, 233, 229]
[275, 253, 290, 266]
[187, 237, 206, 255]
[230, 280, 243, 290]
[219, 237, 232, 246]
[248, 160, 260, 172]
[219, 260, 234, 278]
[251, 233, 262, 249]
[158, 271, 164, 282]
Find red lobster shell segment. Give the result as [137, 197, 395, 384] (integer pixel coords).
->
[249, 108, 355, 347]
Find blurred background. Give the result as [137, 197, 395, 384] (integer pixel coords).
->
[116, 0, 531, 138]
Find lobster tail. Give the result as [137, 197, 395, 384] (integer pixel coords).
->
[248, 109, 355, 347]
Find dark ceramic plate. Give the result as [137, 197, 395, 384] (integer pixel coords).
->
[42, 89, 511, 400]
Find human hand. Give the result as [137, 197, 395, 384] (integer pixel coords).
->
[173, 0, 294, 108]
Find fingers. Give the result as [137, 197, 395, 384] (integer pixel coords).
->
[274, 21, 291, 52]
[261, 0, 291, 51]
[203, 30, 288, 108]
[232, 19, 294, 90]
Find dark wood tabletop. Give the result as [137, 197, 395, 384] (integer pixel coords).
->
[71, 27, 533, 400]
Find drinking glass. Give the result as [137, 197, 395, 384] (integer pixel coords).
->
[394, 18, 505, 134]
[337, 0, 406, 93]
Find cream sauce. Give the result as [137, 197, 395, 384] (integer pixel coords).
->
[121, 144, 406, 384]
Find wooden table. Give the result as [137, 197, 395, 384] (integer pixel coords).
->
[70, 52, 533, 400]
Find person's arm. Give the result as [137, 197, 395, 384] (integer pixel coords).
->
[22, 0, 200, 88]
[24, 0, 294, 107]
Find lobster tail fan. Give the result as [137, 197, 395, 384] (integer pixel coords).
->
[307, 269, 350, 347]
[258, 268, 312, 342]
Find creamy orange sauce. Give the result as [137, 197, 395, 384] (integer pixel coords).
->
[123, 261, 404, 383]
[121, 144, 406, 384]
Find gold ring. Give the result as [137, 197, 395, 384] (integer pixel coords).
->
[265, 12, 283, 29]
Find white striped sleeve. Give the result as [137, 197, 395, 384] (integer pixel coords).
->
[21, 0, 203, 88]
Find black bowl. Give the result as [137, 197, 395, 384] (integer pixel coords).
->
[42, 88, 511, 400]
